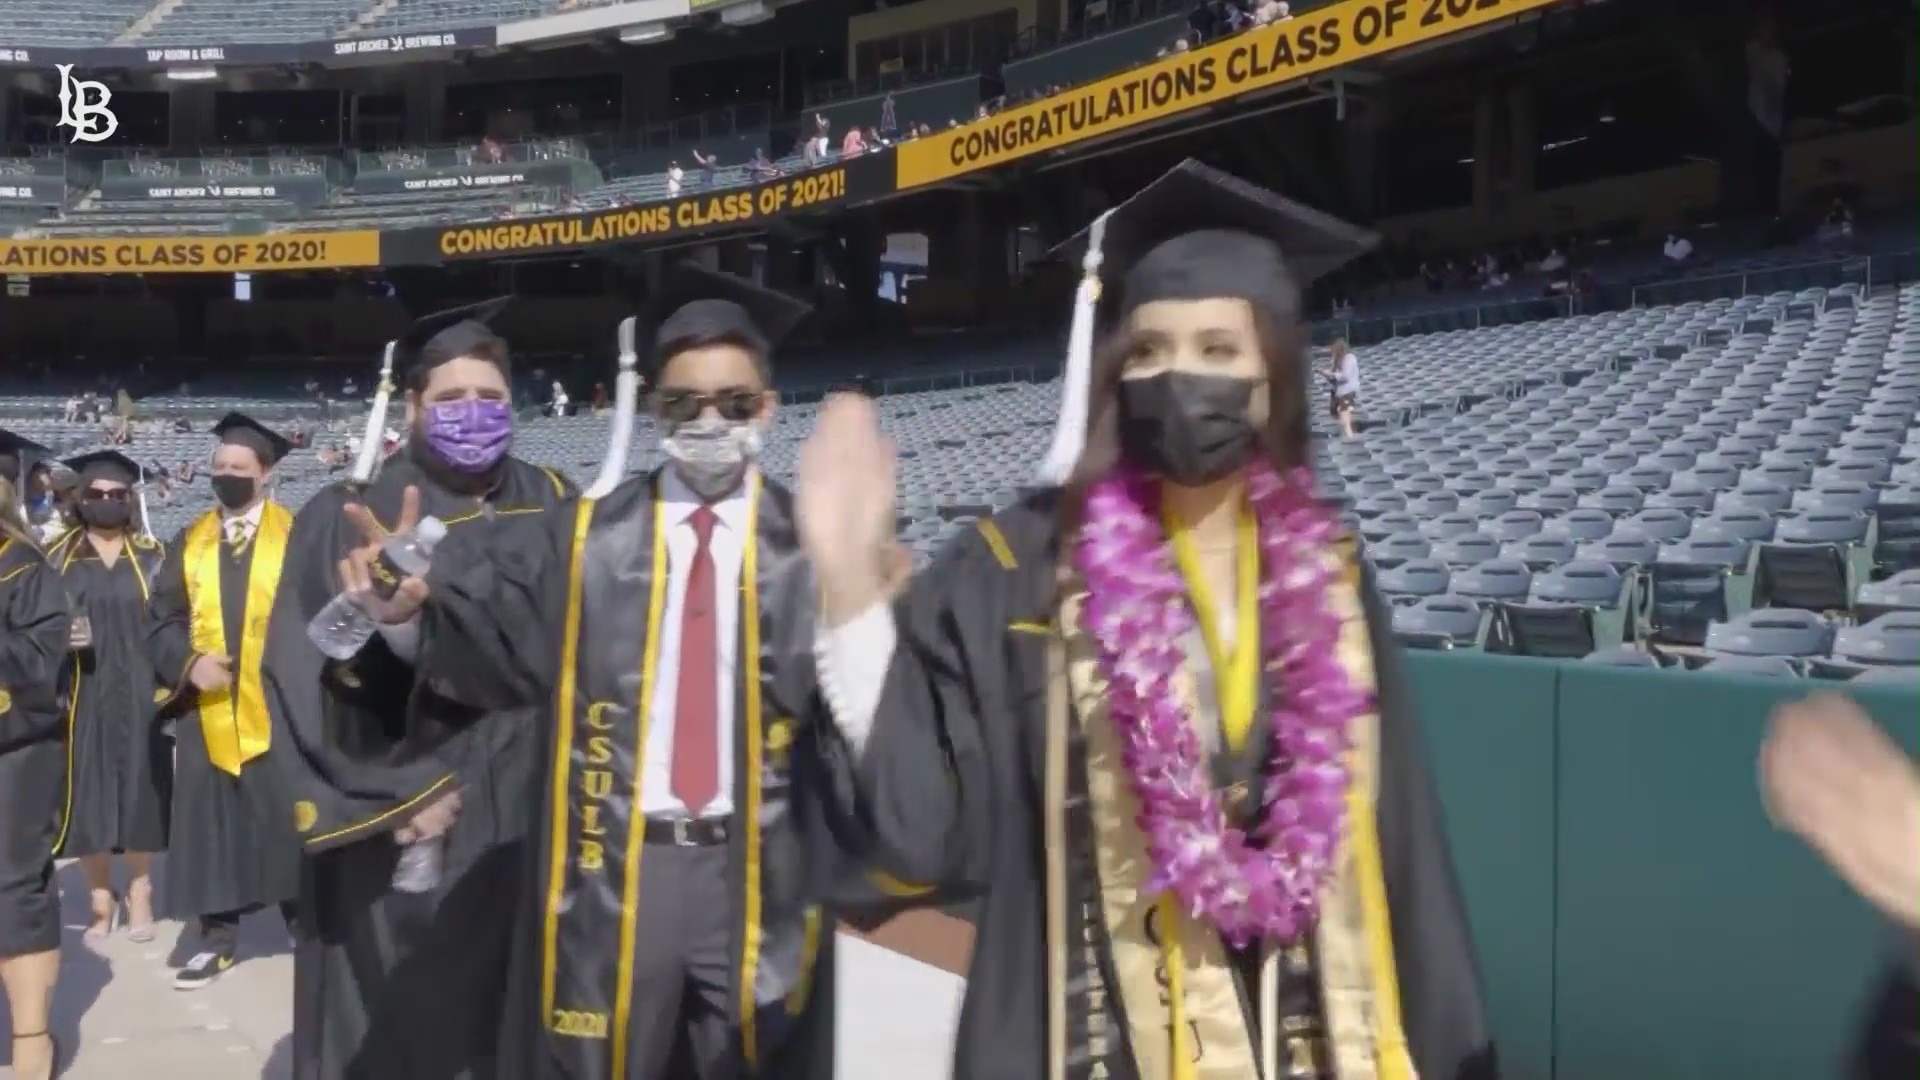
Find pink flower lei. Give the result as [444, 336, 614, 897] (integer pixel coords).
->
[1074, 458, 1370, 947]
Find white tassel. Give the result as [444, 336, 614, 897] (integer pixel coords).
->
[584, 316, 639, 499]
[353, 341, 398, 484]
[136, 477, 154, 543]
[1035, 209, 1112, 486]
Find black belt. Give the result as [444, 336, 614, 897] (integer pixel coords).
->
[642, 816, 730, 847]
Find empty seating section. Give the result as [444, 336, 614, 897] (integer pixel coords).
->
[0, 0, 151, 46]
[4, 283, 1915, 681]
[364, 0, 554, 34]
[140, 0, 377, 44]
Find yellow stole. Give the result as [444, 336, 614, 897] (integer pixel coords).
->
[183, 503, 292, 776]
[1057, 537, 1417, 1080]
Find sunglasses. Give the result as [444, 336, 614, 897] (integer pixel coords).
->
[654, 388, 764, 425]
[82, 488, 131, 503]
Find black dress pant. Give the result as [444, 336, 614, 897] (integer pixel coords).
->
[200, 900, 299, 956]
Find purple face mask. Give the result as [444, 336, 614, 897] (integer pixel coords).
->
[423, 399, 514, 473]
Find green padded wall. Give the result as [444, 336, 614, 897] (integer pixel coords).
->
[1405, 652, 1918, 1080]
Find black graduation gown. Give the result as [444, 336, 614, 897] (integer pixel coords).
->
[1852, 937, 1920, 1080]
[815, 491, 1499, 1080]
[0, 537, 73, 957]
[51, 529, 171, 858]
[267, 453, 573, 1080]
[148, 507, 304, 919]
[414, 469, 838, 1080]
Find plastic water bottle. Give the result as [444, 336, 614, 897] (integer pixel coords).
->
[307, 516, 448, 661]
[391, 838, 444, 894]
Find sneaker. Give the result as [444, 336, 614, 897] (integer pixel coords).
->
[173, 951, 234, 990]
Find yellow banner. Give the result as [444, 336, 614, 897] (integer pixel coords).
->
[0, 231, 380, 275]
[897, 0, 1564, 189]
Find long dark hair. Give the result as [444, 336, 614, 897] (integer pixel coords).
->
[1057, 296, 1315, 538]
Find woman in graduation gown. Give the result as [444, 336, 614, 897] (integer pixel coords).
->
[50, 450, 170, 943]
[0, 475, 72, 1080]
[263, 299, 575, 1080]
[798, 160, 1499, 1080]
[146, 414, 304, 988]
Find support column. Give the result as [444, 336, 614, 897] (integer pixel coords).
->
[1342, 98, 1384, 220]
[404, 69, 445, 144]
[166, 85, 216, 152]
[1470, 86, 1500, 220]
[1505, 82, 1536, 203]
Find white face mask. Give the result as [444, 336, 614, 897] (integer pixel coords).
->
[662, 416, 761, 500]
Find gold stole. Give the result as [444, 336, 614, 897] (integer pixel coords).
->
[1055, 543, 1418, 1080]
[183, 504, 292, 776]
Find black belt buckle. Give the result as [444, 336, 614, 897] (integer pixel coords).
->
[648, 816, 727, 847]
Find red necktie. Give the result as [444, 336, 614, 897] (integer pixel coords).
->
[671, 505, 720, 814]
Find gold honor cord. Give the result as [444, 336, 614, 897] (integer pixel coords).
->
[733, 472, 768, 1068]
[182, 505, 291, 775]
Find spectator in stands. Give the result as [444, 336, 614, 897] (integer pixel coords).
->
[749, 148, 781, 181]
[1820, 196, 1856, 243]
[691, 147, 719, 189]
[880, 91, 898, 138]
[482, 136, 506, 165]
[805, 114, 830, 166]
[61, 396, 78, 423]
[590, 381, 609, 413]
[548, 379, 570, 418]
[1327, 337, 1361, 439]
[666, 160, 684, 197]
[1663, 232, 1695, 271]
[842, 125, 867, 158]
[1254, 0, 1290, 23]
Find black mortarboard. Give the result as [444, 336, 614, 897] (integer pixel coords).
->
[64, 450, 143, 486]
[0, 429, 50, 484]
[397, 297, 512, 382]
[213, 412, 293, 467]
[1036, 159, 1378, 484]
[646, 264, 812, 378]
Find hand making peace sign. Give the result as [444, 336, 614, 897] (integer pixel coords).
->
[338, 484, 431, 625]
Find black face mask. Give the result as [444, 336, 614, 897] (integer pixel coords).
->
[212, 474, 257, 511]
[79, 501, 131, 531]
[1118, 371, 1260, 486]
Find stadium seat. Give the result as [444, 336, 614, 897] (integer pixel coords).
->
[1494, 560, 1632, 658]
[1369, 531, 1432, 568]
[1829, 611, 1920, 668]
[1704, 608, 1836, 670]
[1640, 537, 1756, 646]
[1451, 559, 1534, 605]
[1583, 645, 1664, 667]
[1854, 570, 1920, 623]
[1428, 533, 1502, 569]
[1375, 559, 1451, 604]
[1754, 511, 1873, 611]
[1389, 595, 1488, 651]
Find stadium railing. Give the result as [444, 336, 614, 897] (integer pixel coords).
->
[1628, 254, 1876, 309]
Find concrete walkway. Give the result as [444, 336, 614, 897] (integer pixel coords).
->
[0, 863, 294, 1079]
[0, 862, 965, 1080]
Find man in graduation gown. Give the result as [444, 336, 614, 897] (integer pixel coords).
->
[147, 413, 304, 988]
[797, 160, 1498, 1080]
[342, 266, 840, 1080]
[265, 299, 575, 1080]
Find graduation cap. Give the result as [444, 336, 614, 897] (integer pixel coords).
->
[396, 297, 512, 383]
[64, 449, 157, 541]
[1036, 159, 1379, 485]
[213, 412, 293, 467]
[64, 449, 144, 486]
[646, 264, 812, 379]
[0, 429, 51, 484]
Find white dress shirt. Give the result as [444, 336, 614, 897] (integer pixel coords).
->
[222, 498, 264, 544]
[814, 602, 897, 760]
[641, 469, 752, 819]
